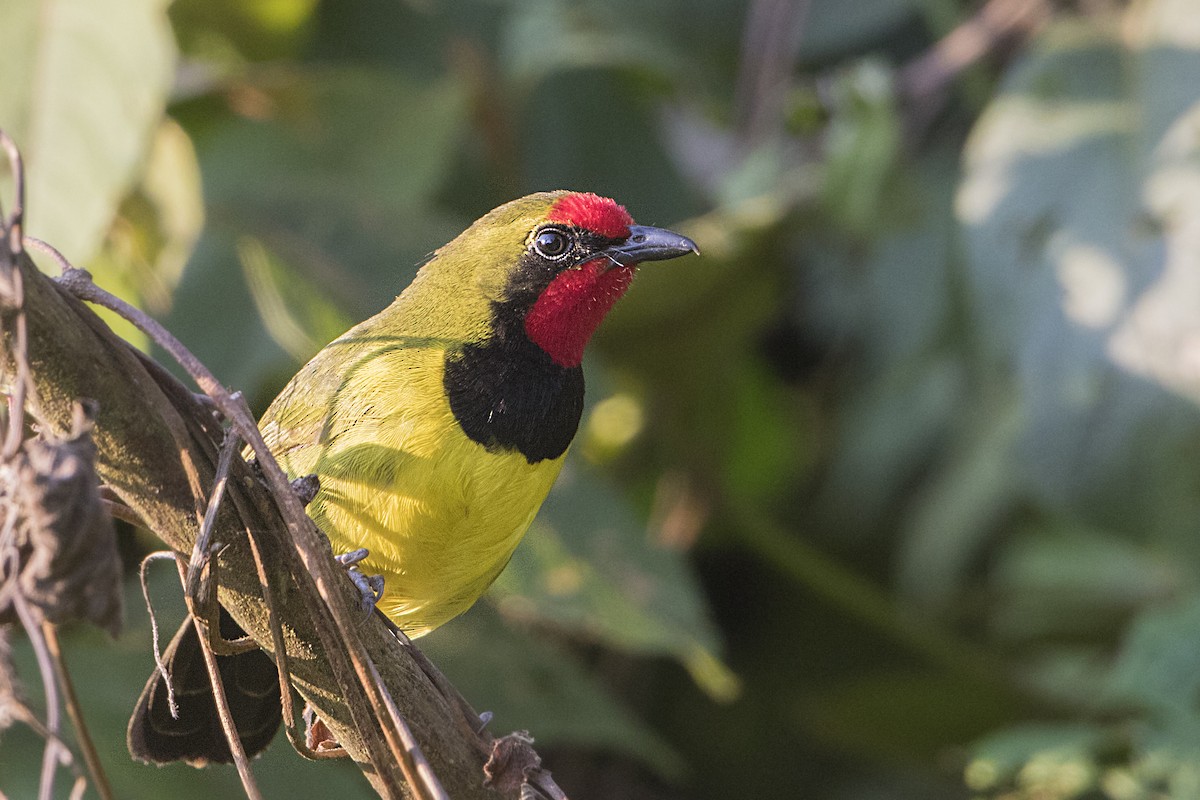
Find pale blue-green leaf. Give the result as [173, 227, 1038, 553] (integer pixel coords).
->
[985, 594, 1200, 798]
[988, 525, 1182, 643]
[806, 144, 966, 554]
[801, 0, 924, 62]
[895, 396, 1023, 612]
[1104, 594, 1200, 719]
[966, 716, 1200, 798]
[975, 593, 1200, 797]
[0, 0, 176, 264]
[956, 5, 1200, 557]
[966, 593, 1200, 798]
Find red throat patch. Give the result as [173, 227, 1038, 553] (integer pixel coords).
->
[524, 260, 635, 368]
[546, 193, 633, 239]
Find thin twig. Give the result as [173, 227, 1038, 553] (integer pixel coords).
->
[41, 622, 114, 800]
[2, 269, 28, 460]
[170, 425, 266, 799]
[897, 0, 1051, 101]
[29, 239, 214, 537]
[362, 657, 446, 799]
[526, 772, 569, 800]
[185, 425, 239, 612]
[734, 0, 811, 144]
[1, 184, 70, 796]
[46, 249, 226, 406]
[393, 623, 570, 799]
[0, 130, 24, 250]
[0, 132, 28, 463]
[176, 557, 265, 800]
[241, 521, 344, 760]
[139, 551, 181, 718]
[32, 243, 218, 582]
[99, 496, 151, 529]
[0, 512, 45, 737]
[182, 429, 256, 657]
[12, 592, 67, 800]
[243, 524, 319, 757]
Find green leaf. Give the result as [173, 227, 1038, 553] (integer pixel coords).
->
[965, 593, 1200, 799]
[820, 59, 903, 235]
[490, 456, 737, 702]
[237, 237, 353, 363]
[422, 604, 686, 781]
[797, 669, 1017, 764]
[170, 0, 319, 62]
[85, 118, 206, 351]
[167, 67, 468, 393]
[804, 142, 970, 557]
[498, 0, 685, 86]
[0, 0, 176, 264]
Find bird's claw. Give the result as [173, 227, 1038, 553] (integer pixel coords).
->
[335, 548, 369, 568]
[336, 549, 384, 614]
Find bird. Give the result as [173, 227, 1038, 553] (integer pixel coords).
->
[127, 190, 699, 765]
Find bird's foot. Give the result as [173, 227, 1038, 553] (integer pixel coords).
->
[335, 548, 369, 568]
[335, 548, 384, 614]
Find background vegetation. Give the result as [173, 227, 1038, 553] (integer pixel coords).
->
[4, 0, 1200, 797]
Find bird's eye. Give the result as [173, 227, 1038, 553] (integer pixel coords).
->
[533, 228, 571, 259]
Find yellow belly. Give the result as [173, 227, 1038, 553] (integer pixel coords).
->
[261, 339, 564, 637]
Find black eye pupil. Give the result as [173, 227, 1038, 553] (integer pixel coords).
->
[535, 230, 568, 257]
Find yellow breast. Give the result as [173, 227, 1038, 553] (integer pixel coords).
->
[261, 336, 564, 637]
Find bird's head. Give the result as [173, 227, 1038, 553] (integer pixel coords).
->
[425, 191, 698, 367]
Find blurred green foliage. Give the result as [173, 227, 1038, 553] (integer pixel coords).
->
[6, 0, 1200, 798]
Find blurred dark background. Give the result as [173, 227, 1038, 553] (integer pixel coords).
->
[6, 0, 1200, 797]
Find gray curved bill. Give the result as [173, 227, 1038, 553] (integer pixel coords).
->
[606, 224, 700, 266]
